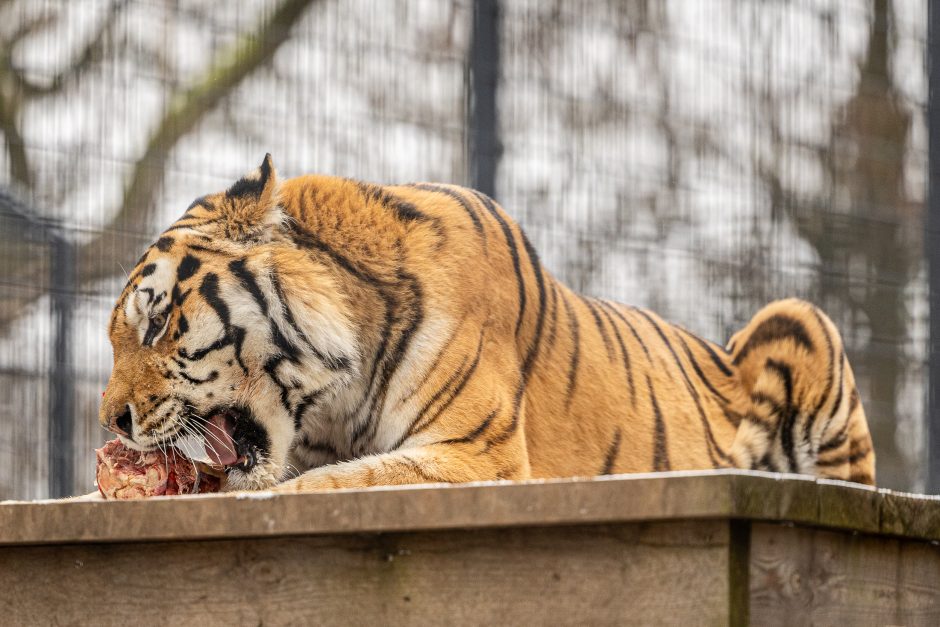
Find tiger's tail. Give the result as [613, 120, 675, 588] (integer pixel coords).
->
[726, 299, 875, 485]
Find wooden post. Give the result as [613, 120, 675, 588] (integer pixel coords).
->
[468, 0, 502, 198]
[48, 235, 75, 498]
[928, 0, 940, 493]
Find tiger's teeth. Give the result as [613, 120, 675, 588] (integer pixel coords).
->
[174, 434, 213, 464]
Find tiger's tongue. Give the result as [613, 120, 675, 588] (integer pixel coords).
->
[205, 413, 238, 466]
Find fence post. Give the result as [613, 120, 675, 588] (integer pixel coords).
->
[48, 235, 75, 498]
[928, 0, 940, 492]
[468, 0, 501, 198]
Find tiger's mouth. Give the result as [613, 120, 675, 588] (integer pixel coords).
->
[175, 405, 267, 473]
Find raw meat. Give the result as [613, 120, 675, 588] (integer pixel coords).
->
[95, 438, 222, 499]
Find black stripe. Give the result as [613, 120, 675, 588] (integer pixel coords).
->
[675, 333, 731, 405]
[816, 444, 872, 467]
[408, 333, 486, 440]
[140, 263, 156, 278]
[634, 308, 729, 465]
[407, 351, 476, 437]
[543, 282, 560, 355]
[358, 182, 439, 226]
[171, 285, 191, 307]
[604, 303, 652, 361]
[471, 190, 527, 337]
[732, 314, 815, 365]
[741, 411, 775, 433]
[398, 316, 467, 405]
[827, 350, 846, 428]
[269, 269, 350, 371]
[297, 434, 339, 457]
[410, 183, 486, 242]
[596, 301, 636, 406]
[519, 229, 547, 381]
[677, 327, 733, 376]
[263, 356, 294, 416]
[560, 291, 581, 411]
[648, 376, 670, 471]
[163, 218, 219, 233]
[765, 358, 797, 473]
[399, 455, 443, 483]
[750, 390, 783, 412]
[817, 382, 855, 454]
[176, 313, 189, 336]
[484, 385, 525, 452]
[292, 389, 327, 430]
[757, 451, 781, 473]
[600, 428, 622, 475]
[187, 243, 233, 255]
[154, 236, 174, 252]
[722, 407, 743, 428]
[180, 272, 249, 375]
[803, 307, 835, 444]
[177, 254, 202, 282]
[184, 196, 214, 215]
[817, 429, 848, 454]
[229, 258, 269, 316]
[178, 370, 218, 385]
[199, 273, 230, 326]
[578, 296, 614, 360]
[439, 407, 500, 445]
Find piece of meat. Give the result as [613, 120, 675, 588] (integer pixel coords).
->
[95, 438, 222, 500]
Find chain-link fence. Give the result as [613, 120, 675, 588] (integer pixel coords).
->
[0, 0, 927, 498]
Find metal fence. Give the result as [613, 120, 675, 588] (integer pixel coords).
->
[0, 0, 928, 498]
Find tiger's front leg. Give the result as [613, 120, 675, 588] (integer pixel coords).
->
[272, 439, 525, 492]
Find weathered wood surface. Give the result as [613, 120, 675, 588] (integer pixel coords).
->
[750, 522, 940, 626]
[2, 471, 940, 626]
[0, 521, 732, 626]
[1, 470, 939, 546]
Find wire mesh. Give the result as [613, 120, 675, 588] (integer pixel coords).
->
[0, 0, 927, 498]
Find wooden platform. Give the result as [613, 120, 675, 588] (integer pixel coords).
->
[2, 470, 939, 625]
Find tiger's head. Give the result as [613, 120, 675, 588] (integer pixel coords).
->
[99, 155, 359, 490]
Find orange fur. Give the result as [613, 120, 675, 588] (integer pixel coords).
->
[101, 156, 876, 492]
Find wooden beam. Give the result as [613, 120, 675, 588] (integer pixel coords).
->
[3, 471, 940, 546]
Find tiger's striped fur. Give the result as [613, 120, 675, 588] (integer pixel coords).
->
[100, 155, 876, 491]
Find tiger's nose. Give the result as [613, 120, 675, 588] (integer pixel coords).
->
[106, 405, 134, 439]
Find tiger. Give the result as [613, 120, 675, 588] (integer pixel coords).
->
[99, 154, 876, 492]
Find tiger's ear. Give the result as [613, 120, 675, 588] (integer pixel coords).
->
[221, 153, 283, 243]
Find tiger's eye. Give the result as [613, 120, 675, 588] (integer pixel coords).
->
[151, 312, 167, 328]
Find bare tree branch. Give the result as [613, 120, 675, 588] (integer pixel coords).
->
[19, 0, 130, 98]
[0, 85, 30, 188]
[0, 0, 319, 330]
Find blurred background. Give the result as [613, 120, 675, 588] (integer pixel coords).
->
[0, 0, 929, 499]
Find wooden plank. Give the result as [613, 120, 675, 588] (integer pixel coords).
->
[0, 471, 738, 546]
[3, 471, 940, 547]
[0, 520, 731, 626]
[749, 522, 940, 625]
